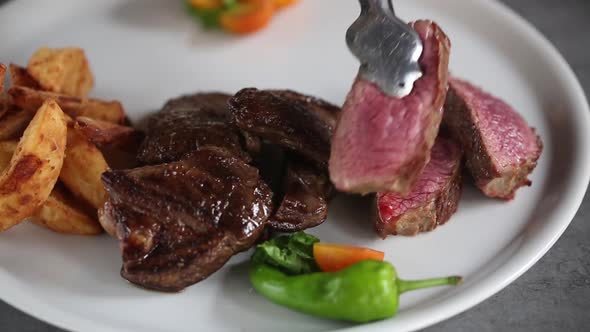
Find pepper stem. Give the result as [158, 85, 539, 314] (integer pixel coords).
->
[397, 276, 463, 294]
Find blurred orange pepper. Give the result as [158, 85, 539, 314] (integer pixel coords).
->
[220, 0, 275, 34]
[313, 243, 385, 272]
[189, 0, 224, 10]
[189, 0, 298, 34]
[273, 0, 299, 9]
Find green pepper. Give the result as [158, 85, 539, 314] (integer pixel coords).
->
[184, 0, 239, 29]
[185, 2, 222, 29]
[250, 260, 462, 323]
[251, 231, 320, 275]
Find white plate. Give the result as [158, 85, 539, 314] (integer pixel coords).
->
[0, 0, 588, 331]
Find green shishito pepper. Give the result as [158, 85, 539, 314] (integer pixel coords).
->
[250, 260, 462, 323]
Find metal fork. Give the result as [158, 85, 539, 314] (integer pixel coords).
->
[346, 0, 424, 98]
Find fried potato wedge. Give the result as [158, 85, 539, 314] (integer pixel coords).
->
[74, 116, 137, 146]
[0, 141, 102, 235]
[0, 108, 34, 140]
[0, 100, 67, 231]
[0, 63, 6, 92]
[31, 184, 103, 235]
[8, 86, 125, 124]
[75, 116, 142, 169]
[60, 126, 109, 209]
[0, 140, 17, 169]
[27, 47, 94, 98]
[9, 63, 41, 89]
[0, 94, 9, 119]
[0, 64, 8, 118]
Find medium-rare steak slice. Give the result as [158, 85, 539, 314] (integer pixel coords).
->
[137, 92, 253, 164]
[329, 20, 451, 195]
[268, 157, 332, 232]
[228, 88, 341, 169]
[443, 78, 543, 200]
[374, 137, 462, 237]
[101, 147, 272, 292]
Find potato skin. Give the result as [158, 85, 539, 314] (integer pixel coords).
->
[27, 47, 94, 98]
[8, 86, 125, 124]
[59, 126, 109, 209]
[32, 185, 103, 236]
[0, 99, 67, 231]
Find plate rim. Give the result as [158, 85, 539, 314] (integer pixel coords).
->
[0, 0, 589, 331]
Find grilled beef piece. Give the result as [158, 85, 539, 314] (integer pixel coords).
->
[98, 200, 117, 237]
[241, 131, 262, 156]
[252, 144, 331, 232]
[253, 143, 287, 205]
[229, 89, 340, 231]
[268, 90, 340, 130]
[137, 93, 254, 164]
[443, 78, 543, 200]
[267, 157, 332, 232]
[374, 137, 462, 237]
[101, 147, 273, 292]
[329, 20, 451, 195]
[228, 88, 341, 169]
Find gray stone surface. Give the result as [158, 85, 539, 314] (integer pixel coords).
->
[0, 0, 589, 331]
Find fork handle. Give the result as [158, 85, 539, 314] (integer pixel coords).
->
[359, 0, 395, 15]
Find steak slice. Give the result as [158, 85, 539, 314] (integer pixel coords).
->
[228, 88, 341, 169]
[267, 156, 332, 232]
[329, 20, 451, 195]
[443, 78, 543, 200]
[229, 89, 339, 230]
[101, 147, 273, 292]
[137, 92, 254, 164]
[374, 137, 462, 237]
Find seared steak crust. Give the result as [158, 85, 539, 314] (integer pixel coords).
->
[138, 93, 252, 164]
[228, 88, 340, 169]
[267, 157, 332, 232]
[229, 89, 340, 231]
[102, 147, 272, 292]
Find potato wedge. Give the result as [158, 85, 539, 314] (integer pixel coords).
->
[27, 47, 94, 98]
[75, 116, 142, 169]
[74, 116, 138, 146]
[0, 108, 34, 140]
[31, 184, 103, 235]
[0, 99, 67, 231]
[0, 141, 102, 235]
[0, 140, 17, 169]
[9, 63, 41, 89]
[60, 126, 109, 209]
[0, 63, 6, 92]
[0, 94, 9, 119]
[8, 86, 125, 124]
[0, 64, 7, 118]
